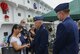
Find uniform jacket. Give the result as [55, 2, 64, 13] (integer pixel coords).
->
[53, 17, 79, 54]
[31, 25, 49, 54]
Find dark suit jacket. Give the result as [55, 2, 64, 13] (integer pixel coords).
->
[31, 25, 49, 54]
[53, 17, 79, 54]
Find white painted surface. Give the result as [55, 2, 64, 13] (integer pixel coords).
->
[7, 5, 14, 23]
[0, 24, 13, 42]
[11, 0, 24, 5]
[13, 7, 25, 23]
[0, 7, 4, 23]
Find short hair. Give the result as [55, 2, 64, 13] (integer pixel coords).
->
[20, 19, 26, 24]
[62, 9, 70, 13]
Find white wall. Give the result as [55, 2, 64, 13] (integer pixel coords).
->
[40, 4, 47, 14]
[43, 6, 51, 14]
[0, 8, 4, 29]
[28, 0, 33, 9]
[8, 0, 52, 14]
[13, 7, 25, 23]
[39, 4, 43, 12]
[6, 5, 14, 23]
[0, 24, 13, 42]
[47, 8, 51, 13]
[26, 10, 33, 18]
[25, 0, 31, 8]
[44, 7, 49, 13]
[0, 7, 4, 23]
[41, 4, 44, 13]
[11, 0, 24, 5]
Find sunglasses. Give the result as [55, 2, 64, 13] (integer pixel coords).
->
[22, 22, 26, 23]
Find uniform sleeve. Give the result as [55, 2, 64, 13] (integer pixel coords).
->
[53, 23, 68, 54]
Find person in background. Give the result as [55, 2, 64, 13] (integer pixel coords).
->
[30, 16, 49, 54]
[7, 19, 28, 45]
[78, 20, 80, 43]
[19, 19, 28, 44]
[29, 26, 36, 54]
[48, 28, 53, 42]
[9, 24, 30, 54]
[53, 3, 79, 54]
[19, 19, 29, 54]
[29, 26, 36, 40]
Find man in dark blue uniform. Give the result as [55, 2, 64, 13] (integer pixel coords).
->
[30, 16, 49, 54]
[53, 3, 79, 54]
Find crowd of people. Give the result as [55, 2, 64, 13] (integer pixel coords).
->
[6, 16, 49, 54]
[1, 2, 80, 54]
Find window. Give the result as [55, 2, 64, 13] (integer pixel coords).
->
[40, 7, 41, 9]
[44, 8, 45, 10]
[27, 0, 30, 3]
[28, 15, 30, 17]
[18, 13, 21, 16]
[33, 3, 37, 9]
[4, 32, 8, 36]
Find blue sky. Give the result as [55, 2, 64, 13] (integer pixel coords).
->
[42, 0, 73, 8]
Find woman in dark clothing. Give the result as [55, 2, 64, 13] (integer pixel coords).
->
[29, 27, 36, 54]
